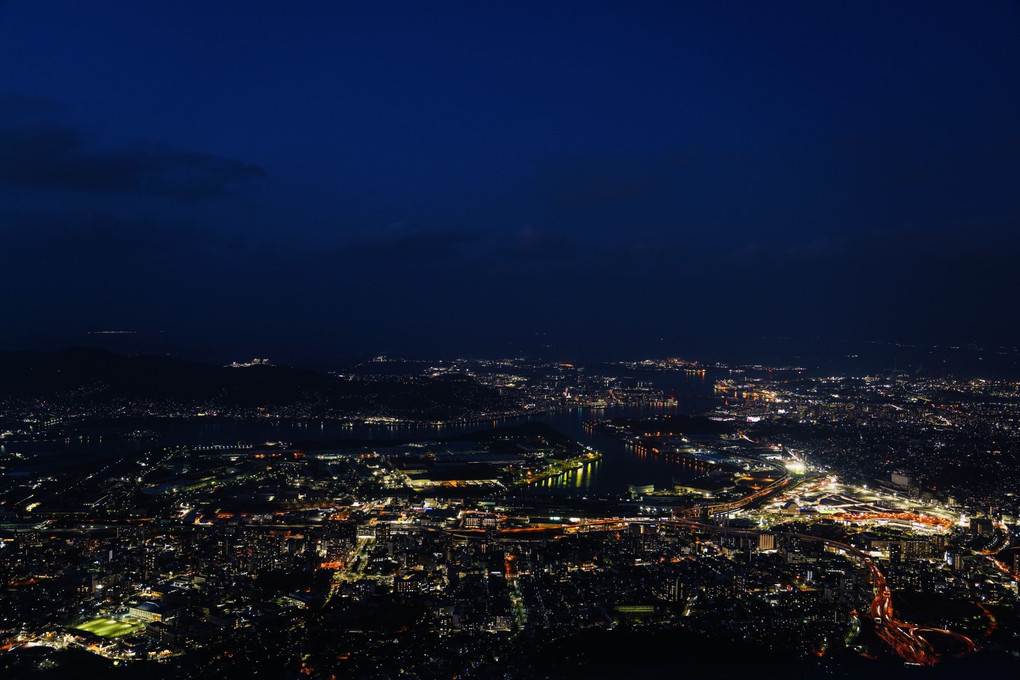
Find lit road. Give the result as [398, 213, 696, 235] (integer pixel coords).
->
[825, 540, 975, 665]
[663, 517, 976, 666]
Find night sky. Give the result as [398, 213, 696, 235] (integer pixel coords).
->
[1, 1, 1018, 365]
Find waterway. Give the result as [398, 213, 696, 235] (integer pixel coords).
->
[4, 371, 723, 495]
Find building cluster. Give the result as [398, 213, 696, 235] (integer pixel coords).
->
[3, 362, 1020, 677]
[713, 374, 1020, 513]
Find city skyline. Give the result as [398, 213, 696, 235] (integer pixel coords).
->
[3, 350, 1020, 677]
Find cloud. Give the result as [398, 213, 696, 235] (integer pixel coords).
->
[722, 235, 846, 266]
[1, 209, 212, 262]
[345, 223, 483, 257]
[536, 154, 669, 206]
[0, 94, 64, 120]
[0, 95, 265, 199]
[509, 225, 571, 260]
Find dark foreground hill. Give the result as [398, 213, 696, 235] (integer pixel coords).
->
[0, 347, 518, 419]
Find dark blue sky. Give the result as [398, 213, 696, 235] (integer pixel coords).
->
[1, 1, 1018, 365]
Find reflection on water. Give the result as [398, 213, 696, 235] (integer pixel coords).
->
[12, 372, 722, 494]
[533, 458, 601, 490]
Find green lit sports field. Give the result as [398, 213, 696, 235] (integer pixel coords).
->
[75, 618, 143, 638]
